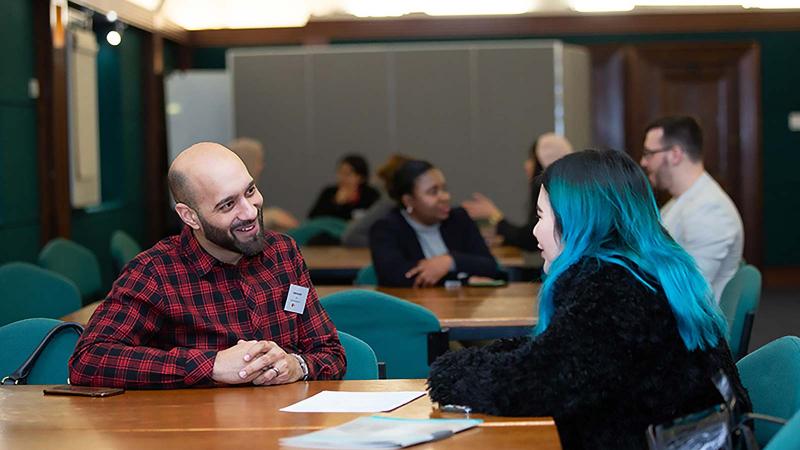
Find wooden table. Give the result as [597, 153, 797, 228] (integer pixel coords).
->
[301, 246, 526, 270]
[62, 283, 539, 340]
[317, 283, 538, 339]
[0, 379, 561, 449]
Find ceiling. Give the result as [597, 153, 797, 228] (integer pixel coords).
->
[75, 0, 800, 31]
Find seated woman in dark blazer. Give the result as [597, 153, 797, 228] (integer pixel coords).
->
[308, 154, 380, 221]
[428, 149, 751, 450]
[369, 160, 500, 287]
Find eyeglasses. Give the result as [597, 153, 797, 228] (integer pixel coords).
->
[641, 145, 673, 159]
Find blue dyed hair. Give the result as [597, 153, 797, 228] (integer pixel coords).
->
[534, 149, 727, 351]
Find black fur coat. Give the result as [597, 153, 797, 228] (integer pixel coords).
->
[427, 257, 751, 450]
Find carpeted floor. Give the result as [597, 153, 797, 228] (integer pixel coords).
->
[747, 287, 800, 355]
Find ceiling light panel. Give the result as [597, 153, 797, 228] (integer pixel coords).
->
[342, 0, 537, 17]
[162, 0, 309, 29]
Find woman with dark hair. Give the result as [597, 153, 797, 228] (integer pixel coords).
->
[308, 154, 380, 221]
[428, 149, 750, 450]
[369, 160, 501, 287]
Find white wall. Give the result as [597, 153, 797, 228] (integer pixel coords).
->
[165, 70, 233, 164]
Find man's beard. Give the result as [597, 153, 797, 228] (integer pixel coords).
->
[199, 207, 267, 257]
[646, 160, 670, 193]
[652, 163, 671, 193]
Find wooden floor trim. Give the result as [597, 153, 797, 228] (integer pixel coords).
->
[763, 266, 800, 289]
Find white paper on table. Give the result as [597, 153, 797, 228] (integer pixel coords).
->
[279, 416, 483, 449]
[280, 391, 426, 413]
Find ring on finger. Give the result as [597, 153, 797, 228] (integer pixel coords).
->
[271, 367, 280, 377]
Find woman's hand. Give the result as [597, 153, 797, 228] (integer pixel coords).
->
[462, 193, 503, 223]
[334, 187, 357, 205]
[405, 255, 454, 287]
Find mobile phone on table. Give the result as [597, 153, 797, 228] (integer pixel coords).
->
[467, 278, 507, 287]
[43, 385, 125, 397]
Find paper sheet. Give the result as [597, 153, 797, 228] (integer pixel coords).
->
[280, 416, 483, 449]
[280, 391, 426, 413]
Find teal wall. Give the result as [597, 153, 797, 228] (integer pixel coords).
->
[196, 30, 800, 266]
[0, 0, 40, 264]
[756, 33, 800, 266]
[72, 22, 148, 289]
[0, 4, 148, 292]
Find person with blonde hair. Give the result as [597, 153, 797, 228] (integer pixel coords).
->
[462, 132, 572, 251]
[228, 137, 300, 231]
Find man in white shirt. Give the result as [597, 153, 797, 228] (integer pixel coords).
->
[640, 116, 744, 302]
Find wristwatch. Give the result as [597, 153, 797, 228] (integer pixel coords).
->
[488, 211, 504, 226]
[291, 353, 309, 381]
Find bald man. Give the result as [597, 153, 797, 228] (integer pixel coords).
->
[462, 132, 573, 251]
[70, 143, 346, 389]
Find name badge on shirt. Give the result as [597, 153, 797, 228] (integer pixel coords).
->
[284, 284, 309, 314]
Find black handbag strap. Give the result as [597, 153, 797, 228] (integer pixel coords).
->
[1, 322, 84, 385]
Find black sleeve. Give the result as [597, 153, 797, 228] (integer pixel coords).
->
[496, 181, 540, 251]
[358, 185, 381, 210]
[369, 217, 418, 287]
[449, 209, 500, 278]
[308, 186, 339, 219]
[496, 218, 539, 252]
[428, 268, 655, 417]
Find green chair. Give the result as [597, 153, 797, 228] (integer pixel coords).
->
[0, 262, 81, 327]
[737, 336, 800, 447]
[764, 408, 800, 450]
[321, 289, 448, 379]
[0, 318, 83, 385]
[354, 265, 377, 286]
[287, 216, 348, 246]
[38, 238, 103, 305]
[719, 264, 761, 360]
[110, 230, 141, 274]
[338, 331, 379, 380]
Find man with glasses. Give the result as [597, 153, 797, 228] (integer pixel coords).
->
[640, 116, 743, 302]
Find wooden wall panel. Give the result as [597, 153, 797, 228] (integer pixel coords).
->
[190, 12, 800, 47]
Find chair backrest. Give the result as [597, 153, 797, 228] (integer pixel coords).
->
[0, 318, 83, 384]
[354, 265, 377, 286]
[0, 262, 82, 327]
[719, 264, 761, 360]
[110, 230, 141, 274]
[321, 289, 445, 379]
[287, 216, 348, 246]
[737, 336, 800, 446]
[338, 331, 379, 380]
[38, 238, 102, 304]
[763, 408, 800, 450]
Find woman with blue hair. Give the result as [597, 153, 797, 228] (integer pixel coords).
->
[427, 149, 750, 450]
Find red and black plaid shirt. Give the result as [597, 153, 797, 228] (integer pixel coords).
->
[69, 226, 345, 389]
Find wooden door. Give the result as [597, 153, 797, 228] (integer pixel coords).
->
[591, 42, 761, 266]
